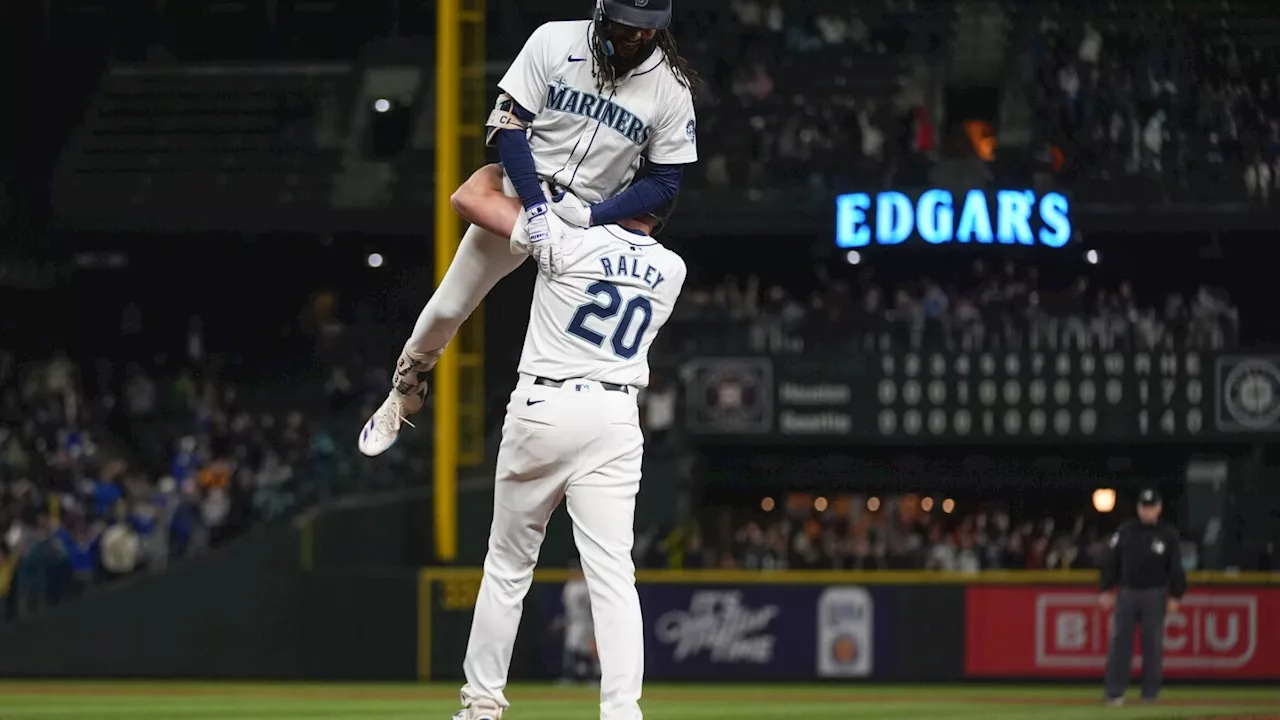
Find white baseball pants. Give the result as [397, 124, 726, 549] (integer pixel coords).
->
[404, 224, 526, 357]
[461, 375, 645, 720]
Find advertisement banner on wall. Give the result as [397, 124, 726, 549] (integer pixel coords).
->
[965, 586, 1280, 679]
[815, 586, 875, 678]
[530, 582, 878, 680]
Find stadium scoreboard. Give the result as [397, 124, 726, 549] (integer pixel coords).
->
[684, 349, 1280, 443]
[872, 350, 1204, 439]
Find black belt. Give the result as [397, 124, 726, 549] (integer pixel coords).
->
[534, 376, 629, 394]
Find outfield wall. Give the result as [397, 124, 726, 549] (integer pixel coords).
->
[2, 544, 1275, 682]
[420, 568, 1280, 684]
[0, 528, 419, 680]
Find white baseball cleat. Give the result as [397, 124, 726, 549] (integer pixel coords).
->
[357, 346, 441, 457]
[358, 390, 417, 457]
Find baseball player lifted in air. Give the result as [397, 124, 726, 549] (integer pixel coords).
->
[446, 163, 687, 720]
[358, 0, 698, 455]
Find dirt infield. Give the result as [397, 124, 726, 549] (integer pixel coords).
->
[0, 683, 1275, 709]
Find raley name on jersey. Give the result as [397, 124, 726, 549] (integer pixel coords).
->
[546, 81, 651, 146]
[601, 254, 668, 290]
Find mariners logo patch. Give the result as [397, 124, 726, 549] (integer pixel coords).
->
[685, 119, 696, 144]
[1217, 356, 1280, 431]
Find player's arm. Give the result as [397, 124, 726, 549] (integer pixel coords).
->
[486, 24, 556, 234]
[489, 101, 545, 213]
[452, 164, 576, 276]
[583, 163, 683, 227]
[487, 24, 554, 210]
[450, 164, 522, 240]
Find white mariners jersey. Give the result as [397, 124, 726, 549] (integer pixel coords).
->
[498, 20, 698, 205]
[510, 215, 686, 389]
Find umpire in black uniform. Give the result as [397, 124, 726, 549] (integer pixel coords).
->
[1099, 488, 1188, 705]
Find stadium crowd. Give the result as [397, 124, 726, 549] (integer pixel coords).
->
[37, 0, 1280, 206]
[0, 290, 425, 622]
[664, 260, 1239, 356]
[679, 0, 943, 194]
[646, 495, 1226, 573]
[1026, 2, 1280, 202]
[0, 350, 291, 621]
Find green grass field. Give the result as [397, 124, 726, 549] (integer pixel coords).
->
[0, 682, 1276, 719]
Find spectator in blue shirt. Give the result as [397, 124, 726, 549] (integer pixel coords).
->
[54, 513, 99, 598]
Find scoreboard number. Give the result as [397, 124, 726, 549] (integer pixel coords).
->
[876, 349, 1209, 440]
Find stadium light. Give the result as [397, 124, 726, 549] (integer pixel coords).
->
[845, 250, 862, 265]
[1093, 488, 1117, 513]
[367, 252, 384, 268]
[921, 497, 935, 512]
[814, 496, 829, 512]
[761, 497, 775, 512]
[1085, 248, 1100, 265]
[942, 498, 956, 514]
[866, 496, 881, 512]
[374, 98, 392, 113]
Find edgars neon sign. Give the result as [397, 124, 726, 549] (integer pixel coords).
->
[835, 189, 1072, 249]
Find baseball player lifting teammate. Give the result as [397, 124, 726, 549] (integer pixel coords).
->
[358, 0, 698, 454]
[447, 164, 686, 720]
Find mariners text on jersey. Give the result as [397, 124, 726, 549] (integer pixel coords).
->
[498, 20, 698, 204]
[544, 82, 650, 146]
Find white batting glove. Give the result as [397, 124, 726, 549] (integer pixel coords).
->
[525, 202, 552, 244]
[550, 191, 592, 228]
[530, 240, 560, 278]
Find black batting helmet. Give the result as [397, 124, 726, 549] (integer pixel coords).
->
[595, 0, 672, 34]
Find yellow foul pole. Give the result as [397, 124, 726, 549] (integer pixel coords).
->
[433, 0, 462, 562]
[433, 0, 487, 562]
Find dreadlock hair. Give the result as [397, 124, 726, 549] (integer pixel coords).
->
[592, 28, 702, 95]
[656, 29, 701, 93]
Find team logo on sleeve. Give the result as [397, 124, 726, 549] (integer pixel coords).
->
[685, 119, 696, 144]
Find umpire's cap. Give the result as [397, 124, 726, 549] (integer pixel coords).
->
[597, 0, 672, 30]
[1138, 488, 1162, 506]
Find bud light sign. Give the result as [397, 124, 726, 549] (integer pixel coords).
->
[835, 189, 1072, 249]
